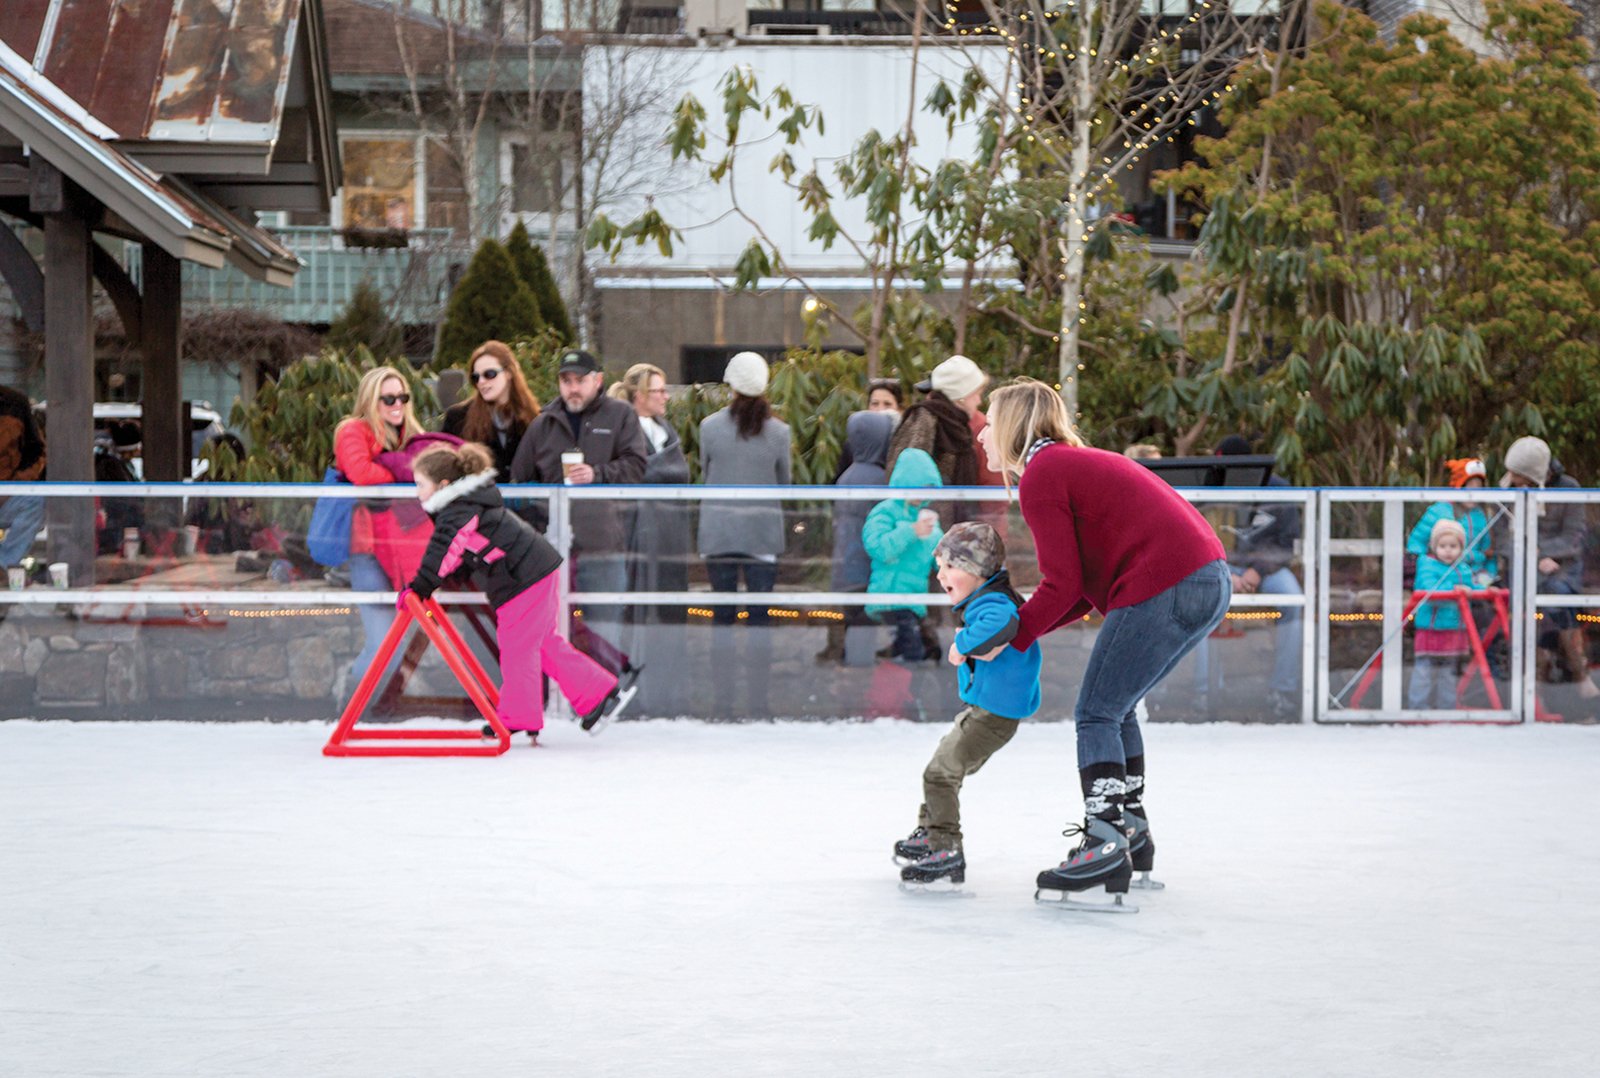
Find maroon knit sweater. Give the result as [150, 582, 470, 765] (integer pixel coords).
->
[1013, 443, 1226, 649]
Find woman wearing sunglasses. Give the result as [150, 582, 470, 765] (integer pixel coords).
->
[334, 366, 435, 684]
[441, 340, 541, 477]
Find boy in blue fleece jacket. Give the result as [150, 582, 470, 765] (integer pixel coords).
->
[896, 522, 1043, 887]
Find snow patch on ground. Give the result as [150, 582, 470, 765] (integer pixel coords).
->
[2, 719, 1597, 1077]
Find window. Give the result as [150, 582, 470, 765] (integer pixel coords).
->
[426, 141, 471, 236]
[511, 143, 564, 215]
[342, 139, 417, 230]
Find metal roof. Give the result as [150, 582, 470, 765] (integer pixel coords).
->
[0, 0, 302, 144]
[0, 38, 299, 285]
[0, 0, 340, 210]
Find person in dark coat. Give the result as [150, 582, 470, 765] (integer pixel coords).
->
[439, 340, 540, 477]
[510, 349, 648, 672]
[403, 442, 637, 739]
[817, 410, 895, 665]
[609, 363, 691, 714]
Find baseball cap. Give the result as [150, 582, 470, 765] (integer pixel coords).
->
[558, 349, 601, 376]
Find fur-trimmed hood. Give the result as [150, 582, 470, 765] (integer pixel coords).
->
[421, 468, 500, 515]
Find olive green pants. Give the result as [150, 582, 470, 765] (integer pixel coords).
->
[916, 705, 1020, 851]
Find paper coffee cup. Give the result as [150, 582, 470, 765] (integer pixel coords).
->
[561, 450, 584, 485]
[917, 508, 938, 527]
[7, 567, 24, 590]
[183, 525, 200, 556]
[48, 562, 68, 589]
[122, 527, 141, 560]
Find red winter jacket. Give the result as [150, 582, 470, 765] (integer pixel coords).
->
[334, 418, 433, 587]
[1012, 443, 1225, 650]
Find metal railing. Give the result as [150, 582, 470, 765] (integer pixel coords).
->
[0, 481, 1594, 723]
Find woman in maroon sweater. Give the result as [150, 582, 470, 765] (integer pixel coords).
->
[981, 379, 1230, 898]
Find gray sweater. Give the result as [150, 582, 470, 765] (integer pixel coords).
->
[697, 408, 792, 557]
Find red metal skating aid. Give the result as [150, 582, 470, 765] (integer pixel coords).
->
[323, 593, 510, 757]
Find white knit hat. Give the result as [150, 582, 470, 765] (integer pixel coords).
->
[1429, 517, 1466, 553]
[724, 351, 769, 397]
[929, 354, 987, 401]
[1498, 436, 1551, 487]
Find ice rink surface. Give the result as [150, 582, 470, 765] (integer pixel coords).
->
[3, 717, 1597, 1078]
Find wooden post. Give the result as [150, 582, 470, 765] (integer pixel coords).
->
[140, 243, 183, 483]
[37, 159, 96, 581]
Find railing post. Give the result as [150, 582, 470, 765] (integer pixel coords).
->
[1299, 491, 1317, 724]
[1315, 488, 1333, 723]
[1518, 488, 1536, 722]
[551, 487, 575, 721]
[1381, 498, 1405, 713]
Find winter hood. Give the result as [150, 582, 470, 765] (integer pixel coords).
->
[421, 468, 501, 515]
[845, 411, 896, 470]
[887, 447, 942, 490]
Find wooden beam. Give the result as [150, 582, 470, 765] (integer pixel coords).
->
[44, 203, 96, 581]
[29, 157, 67, 215]
[0, 221, 43, 332]
[91, 241, 142, 343]
[140, 244, 184, 483]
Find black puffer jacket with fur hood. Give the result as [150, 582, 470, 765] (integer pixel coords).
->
[408, 469, 563, 609]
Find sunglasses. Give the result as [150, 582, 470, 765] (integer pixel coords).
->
[470, 368, 505, 384]
[379, 393, 411, 406]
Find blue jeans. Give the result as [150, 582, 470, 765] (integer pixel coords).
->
[349, 553, 404, 685]
[705, 555, 777, 714]
[0, 495, 44, 566]
[1075, 560, 1232, 768]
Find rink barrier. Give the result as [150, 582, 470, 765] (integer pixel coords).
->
[2, 481, 1596, 724]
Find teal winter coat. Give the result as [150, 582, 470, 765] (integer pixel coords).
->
[1413, 554, 1472, 631]
[863, 448, 944, 617]
[1406, 502, 1493, 579]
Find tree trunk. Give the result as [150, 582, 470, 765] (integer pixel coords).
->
[1057, 0, 1095, 420]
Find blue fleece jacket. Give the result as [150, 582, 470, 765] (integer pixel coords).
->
[1413, 555, 1471, 630]
[953, 571, 1043, 720]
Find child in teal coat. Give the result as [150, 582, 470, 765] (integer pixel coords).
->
[1410, 518, 1473, 709]
[862, 448, 944, 662]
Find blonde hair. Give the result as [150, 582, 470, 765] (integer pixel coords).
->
[608, 363, 666, 407]
[414, 442, 495, 486]
[348, 366, 425, 451]
[985, 378, 1086, 489]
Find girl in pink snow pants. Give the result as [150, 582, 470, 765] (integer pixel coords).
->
[398, 443, 642, 741]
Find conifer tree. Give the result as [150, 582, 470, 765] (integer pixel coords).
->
[505, 220, 575, 344]
[435, 238, 545, 369]
[326, 279, 404, 359]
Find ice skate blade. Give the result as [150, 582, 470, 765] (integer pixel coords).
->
[899, 879, 973, 897]
[1034, 888, 1139, 914]
[1129, 872, 1165, 891]
[586, 685, 638, 737]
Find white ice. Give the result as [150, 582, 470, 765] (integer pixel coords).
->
[3, 718, 1597, 1077]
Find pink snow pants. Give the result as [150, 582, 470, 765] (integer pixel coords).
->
[495, 574, 617, 731]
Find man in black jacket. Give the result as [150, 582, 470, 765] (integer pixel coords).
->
[510, 350, 648, 665]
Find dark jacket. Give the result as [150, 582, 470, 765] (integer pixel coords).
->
[509, 392, 648, 553]
[408, 469, 563, 609]
[440, 401, 529, 478]
[953, 571, 1043, 720]
[832, 411, 895, 591]
[1228, 475, 1300, 578]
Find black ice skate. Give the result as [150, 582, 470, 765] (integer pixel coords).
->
[482, 725, 539, 744]
[581, 664, 644, 736]
[1124, 808, 1164, 890]
[1034, 817, 1137, 914]
[892, 826, 932, 866]
[898, 848, 968, 895]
